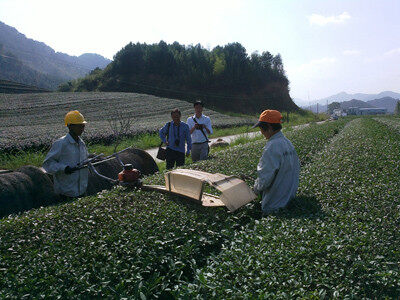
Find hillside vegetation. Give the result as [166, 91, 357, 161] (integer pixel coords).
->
[0, 79, 50, 94]
[60, 41, 297, 114]
[1, 117, 398, 298]
[0, 92, 254, 153]
[0, 21, 111, 89]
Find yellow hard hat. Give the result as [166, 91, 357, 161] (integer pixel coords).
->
[64, 110, 87, 126]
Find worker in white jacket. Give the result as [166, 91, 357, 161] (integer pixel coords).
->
[43, 111, 89, 199]
[252, 110, 300, 215]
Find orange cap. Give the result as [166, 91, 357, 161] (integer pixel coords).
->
[253, 110, 282, 128]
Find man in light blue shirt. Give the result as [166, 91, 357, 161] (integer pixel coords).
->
[187, 100, 213, 162]
[43, 111, 89, 199]
[252, 110, 300, 215]
[159, 108, 192, 169]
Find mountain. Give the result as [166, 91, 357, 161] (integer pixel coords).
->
[77, 53, 111, 70]
[367, 97, 399, 113]
[302, 96, 400, 113]
[0, 21, 111, 90]
[299, 91, 400, 113]
[316, 91, 400, 104]
[339, 99, 375, 110]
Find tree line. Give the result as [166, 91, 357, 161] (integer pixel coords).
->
[59, 41, 298, 114]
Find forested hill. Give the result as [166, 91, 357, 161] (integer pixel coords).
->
[61, 41, 298, 114]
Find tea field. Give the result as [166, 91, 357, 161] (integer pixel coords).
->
[0, 117, 399, 298]
[0, 92, 254, 152]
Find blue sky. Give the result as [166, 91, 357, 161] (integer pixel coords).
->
[0, 0, 399, 103]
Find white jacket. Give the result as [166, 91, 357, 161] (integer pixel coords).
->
[254, 131, 300, 214]
[43, 133, 89, 197]
[187, 114, 213, 143]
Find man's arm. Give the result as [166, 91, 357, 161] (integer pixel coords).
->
[204, 117, 213, 135]
[43, 140, 67, 175]
[253, 144, 281, 194]
[187, 117, 196, 134]
[185, 125, 192, 155]
[159, 123, 169, 144]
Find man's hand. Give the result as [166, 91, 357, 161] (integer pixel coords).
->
[65, 166, 78, 174]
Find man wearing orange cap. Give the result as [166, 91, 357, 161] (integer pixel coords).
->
[252, 110, 300, 215]
[43, 111, 89, 200]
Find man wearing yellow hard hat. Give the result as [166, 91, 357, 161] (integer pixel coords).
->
[43, 111, 89, 200]
[252, 110, 300, 215]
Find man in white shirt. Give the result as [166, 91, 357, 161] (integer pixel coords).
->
[187, 100, 213, 162]
[43, 111, 89, 200]
[252, 110, 300, 215]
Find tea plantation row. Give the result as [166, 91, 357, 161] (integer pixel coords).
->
[183, 118, 400, 298]
[0, 92, 253, 152]
[2, 118, 397, 298]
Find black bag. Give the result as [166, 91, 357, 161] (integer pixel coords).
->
[156, 122, 170, 160]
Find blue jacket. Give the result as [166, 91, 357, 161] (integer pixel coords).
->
[159, 121, 192, 154]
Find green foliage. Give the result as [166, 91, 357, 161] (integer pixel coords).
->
[184, 118, 400, 298]
[395, 101, 400, 115]
[328, 101, 341, 114]
[213, 55, 226, 75]
[60, 41, 297, 114]
[1, 120, 371, 298]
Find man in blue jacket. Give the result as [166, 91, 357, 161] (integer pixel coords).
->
[159, 108, 192, 169]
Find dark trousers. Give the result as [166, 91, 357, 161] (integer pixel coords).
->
[166, 148, 185, 169]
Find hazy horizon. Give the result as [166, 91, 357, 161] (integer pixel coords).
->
[1, 0, 399, 101]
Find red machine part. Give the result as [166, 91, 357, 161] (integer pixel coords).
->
[118, 164, 141, 183]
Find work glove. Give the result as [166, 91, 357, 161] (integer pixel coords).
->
[64, 166, 78, 174]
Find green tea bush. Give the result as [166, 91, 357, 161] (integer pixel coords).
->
[184, 118, 399, 298]
[0, 119, 352, 298]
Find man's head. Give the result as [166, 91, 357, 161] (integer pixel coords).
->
[68, 124, 85, 137]
[171, 108, 181, 124]
[252, 110, 282, 139]
[194, 100, 203, 116]
[65, 110, 87, 137]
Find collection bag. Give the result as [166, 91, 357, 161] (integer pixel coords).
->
[156, 122, 170, 160]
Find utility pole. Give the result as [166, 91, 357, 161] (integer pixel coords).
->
[317, 103, 319, 114]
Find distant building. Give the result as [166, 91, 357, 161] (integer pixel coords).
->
[332, 108, 343, 116]
[346, 107, 387, 115]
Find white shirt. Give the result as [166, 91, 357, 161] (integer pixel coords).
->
[43, 133, 89, 197]
[187, 114, 213, 143]
[253, 131, 300, 214]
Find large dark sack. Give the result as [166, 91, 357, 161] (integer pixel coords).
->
[118, 148, 158, 176]
[16, 165, 59, 207]
[0, 171, 35, 217]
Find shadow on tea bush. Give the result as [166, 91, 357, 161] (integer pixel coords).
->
[267, 195, 325, 220]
